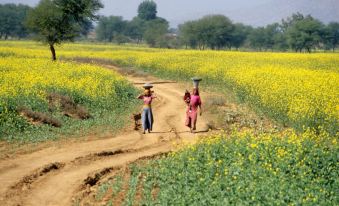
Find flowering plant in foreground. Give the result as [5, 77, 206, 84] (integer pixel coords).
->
[96, 129, 338, 205]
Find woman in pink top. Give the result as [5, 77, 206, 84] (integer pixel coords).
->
[137, 89, 156, 134]
[185, 88, 202, 133]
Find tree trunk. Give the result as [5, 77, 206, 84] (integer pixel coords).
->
[50, 44, 56, 61]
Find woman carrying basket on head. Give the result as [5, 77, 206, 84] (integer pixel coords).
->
[185, 87, 202, 133]
[184, 78, 202, 133]
[137, 83, 156, 134]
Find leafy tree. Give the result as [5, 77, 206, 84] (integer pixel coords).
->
[273, 31, 288, 51]
[263, 23, 288, 51]
[0, 4, 32, 39]
[323, 22, 339, 52]
[143, 17, 169, 47]
[281, 12, 305, 32]
[137, 0, 157, 21]
[79, 19, 94, 36]
[198, 15, 234, 50]
[26, 0, 103, 60]
[96, 16, 127, 42]
[124, 17, 146, 43]
[230, 23, 252, 50]
[179, 15, 234, 50]
[248, 27, 266, 51]
[286, 15, 324, 52]
[178, 21, 199, 49]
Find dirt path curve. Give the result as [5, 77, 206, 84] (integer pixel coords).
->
[0, 64, 210, 206]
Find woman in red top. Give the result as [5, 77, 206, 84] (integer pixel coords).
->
[138, 89, 156, 134]
[185, 88, 202, 133]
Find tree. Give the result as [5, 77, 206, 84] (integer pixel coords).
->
[248, 27, 266, 51]
[124, 17, 146, 43]
[281, 12, 305, 32]
[143, 17, 169, 47]
[96, 16, 127, 42]
[179, 21, 199, 49]
[79, 19, 94, 36]
[26, 0, 103, 60]
[0, 4, 31, 39]
[286, 15, 324, 52]
[137, 0, 157, 21]
[323, 22, 339, 52]
[198, 15, 234, 50]
[263, 23, 288, 51]
[230, 23, 252, 50]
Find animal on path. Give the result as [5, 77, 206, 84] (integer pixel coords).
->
[133, 113, 141, 130]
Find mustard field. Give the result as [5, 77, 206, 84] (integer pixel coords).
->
[1, 41, 338, 135]
[0, 42, 138, 141]
[1, 41, 338, 205]
[93, 129, 338, 205]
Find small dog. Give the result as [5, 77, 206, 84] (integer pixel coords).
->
[133, 113, 141, 130]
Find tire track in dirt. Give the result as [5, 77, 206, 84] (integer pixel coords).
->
[0, 63, 210, 206]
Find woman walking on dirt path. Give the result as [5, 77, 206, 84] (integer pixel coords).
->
[138, 88, 157, 134]
[185, 88, 202, 133]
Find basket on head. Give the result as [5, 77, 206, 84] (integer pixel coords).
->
[143, 83, 153, 89]
[191, 77, 202, 88]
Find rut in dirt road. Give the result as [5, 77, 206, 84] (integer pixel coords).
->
[0, 64, 210, 206]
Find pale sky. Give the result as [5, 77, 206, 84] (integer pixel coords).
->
[1, 0, 338, 27]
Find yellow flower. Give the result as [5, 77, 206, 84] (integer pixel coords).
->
[250, 143, 258, 149]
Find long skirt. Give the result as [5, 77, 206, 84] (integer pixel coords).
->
[142, 107, 153, 131]
[185, 110, 197, 130]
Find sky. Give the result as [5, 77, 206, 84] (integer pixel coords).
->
[1, 0, 338, 27]
[0, 0, 269, 26]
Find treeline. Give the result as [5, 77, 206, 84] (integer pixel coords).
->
[0, 4, 31, 39]
[1, 1, 338, 52]
[95, 1, 170, 48]
[94, 1, 339, 52]
[179, 13, 339, 52]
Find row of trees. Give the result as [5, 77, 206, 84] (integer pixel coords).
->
[179, 13, 339, 52]
[0, 4, 31, 39]
[95, 1, 170, 47]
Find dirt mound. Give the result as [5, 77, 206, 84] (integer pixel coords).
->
[47, 93, 91, 120]
[17, 106, 62, 127]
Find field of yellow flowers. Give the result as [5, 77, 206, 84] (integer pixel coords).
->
[0, 44, 138, 142]
[92, 129, 338, 205]
[1, 41, 338, 204]
[1, 41, 337, 135]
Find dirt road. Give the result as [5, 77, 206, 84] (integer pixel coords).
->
[0, 64, 210, 206]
